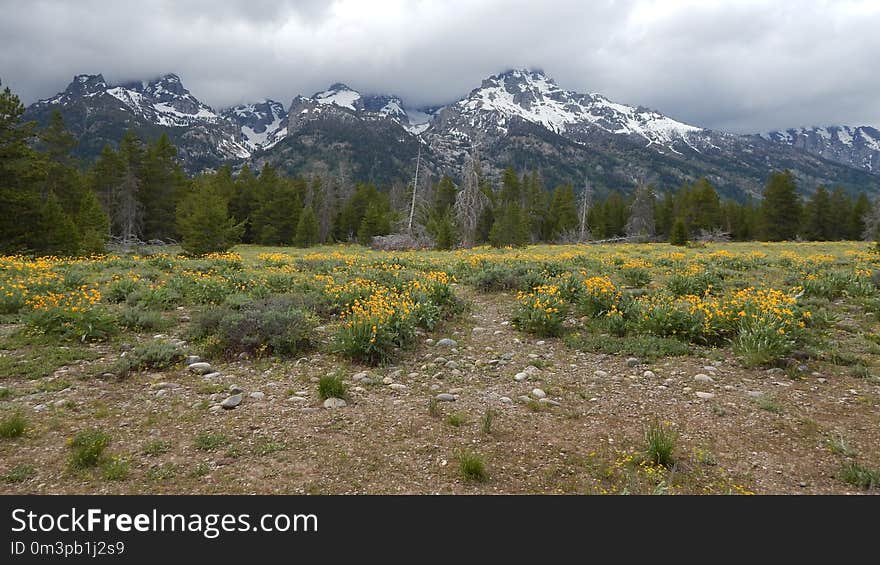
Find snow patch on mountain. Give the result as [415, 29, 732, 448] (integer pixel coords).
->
[314, 84, 361, 111]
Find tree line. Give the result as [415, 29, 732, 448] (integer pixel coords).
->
[2, 80, 879, 256]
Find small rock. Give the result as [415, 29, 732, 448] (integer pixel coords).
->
[524, 365, 541, 376]
[323, 398, 347, 409]
[703, 365, 718, 372]
[449, 387, 464, 394]
[594, 370, 609, 378]
[436, 338, 457, 348]
[407, 372, 419, 379]
[382, 376, 394, 385]
[389, 383, 407, 392]
[536, 340, 546, 346]
[746, 391, 764, 398]
[500, 352, 514, 360]
[203, 372, 222, 380]
[187, 362, 213, 374]
[120, 343, 133, 352]
[531, 388, 547, 399]
[817, 378, 828, 384]
[249, 391, 265, 401]
[695, 391, 715, 400]
[517, 395, 532, 404]
[538, 398, 560, 407]
[155, 389, 168, 397]
[352, 371, 370, 381]
[209, 405, 222, 413]
[444, 360, 459, 370]
[514, 372, 528, 382]
[643, 370, 656, 379]
[229, 385, 243, 394]
[425, 338, 436, 346]
[626, 357, 640, 367]
[435, 393, 456, 402]
[287, 396, 308, 403]
[179, 315, 191, 323]
[33, 403, 47, 412]
[221, 394, 242, 409]
[499, 396, 512, 404]
[694, 374, 714, 383]
[184, 355, 201, 365]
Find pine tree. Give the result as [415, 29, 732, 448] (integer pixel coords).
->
[669, 218, 689, 246]
[294, 205, 320, 247]
[489, 167, 529, 247]
[427, 176, 459, 248]
[357, 200, 392, 246]
[547, 184, 578, 241]
[35, 192, 80, 256]
[176, 178, 243, 255]
[75, 189, 110, 254]
[827, 187, 853, 240]
[802, 185, 832, 241]
[140, 133, 183, 241]
[850, 193, 871, 241]
[524, 171, 548, 242]
[760, 170, 802, 241]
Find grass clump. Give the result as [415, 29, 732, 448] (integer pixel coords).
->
[143, 439, 172, 456]
[481, 408, 495, 434]
[194, 432, 229, 451]
[840, 461, 879, 489]
[101, 457, 130, 481]
[69, 429, 111, 469]
[445, 412, 467, 427]
[318, 372, 347, 401]
[3, 463, 36, 484]
[644, 420, 678, 468]
[458, 450, 488, 482]
[0, 411, 27, 438]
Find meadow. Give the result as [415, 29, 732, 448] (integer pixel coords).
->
[1, 241, 879, 494]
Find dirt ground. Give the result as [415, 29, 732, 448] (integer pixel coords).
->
[2, 285, 878, 495]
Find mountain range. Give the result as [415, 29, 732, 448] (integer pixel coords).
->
[22, 69, 880, 199]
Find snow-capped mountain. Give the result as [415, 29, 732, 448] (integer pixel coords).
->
[282, 83, 425, 133]
[221, 100, 287, 151]
[26, 73, 251, 168]
[760, 126, 880, 174]
[21, 68, 880, 196]
[430, 69, 705, 154]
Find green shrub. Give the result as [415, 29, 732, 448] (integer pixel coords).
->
[192, 297, 317, 358]
[69, 429, 111, 469]
[118, 306, 167, 331]
[666, 269, 721, 296]
[26, 306, 117, 342]
[115, 340, 184, 376]
[620, 267, 652, 287]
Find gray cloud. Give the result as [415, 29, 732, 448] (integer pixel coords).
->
[1, 0, 878, 133]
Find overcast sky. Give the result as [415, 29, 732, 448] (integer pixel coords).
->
[1, 0, 878, 133]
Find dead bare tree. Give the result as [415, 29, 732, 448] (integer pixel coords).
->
[625, 183, 656, 240]
[116, 168, 143, 248]
[454, 145, 488, 248]
[578, 178, 593, 242]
